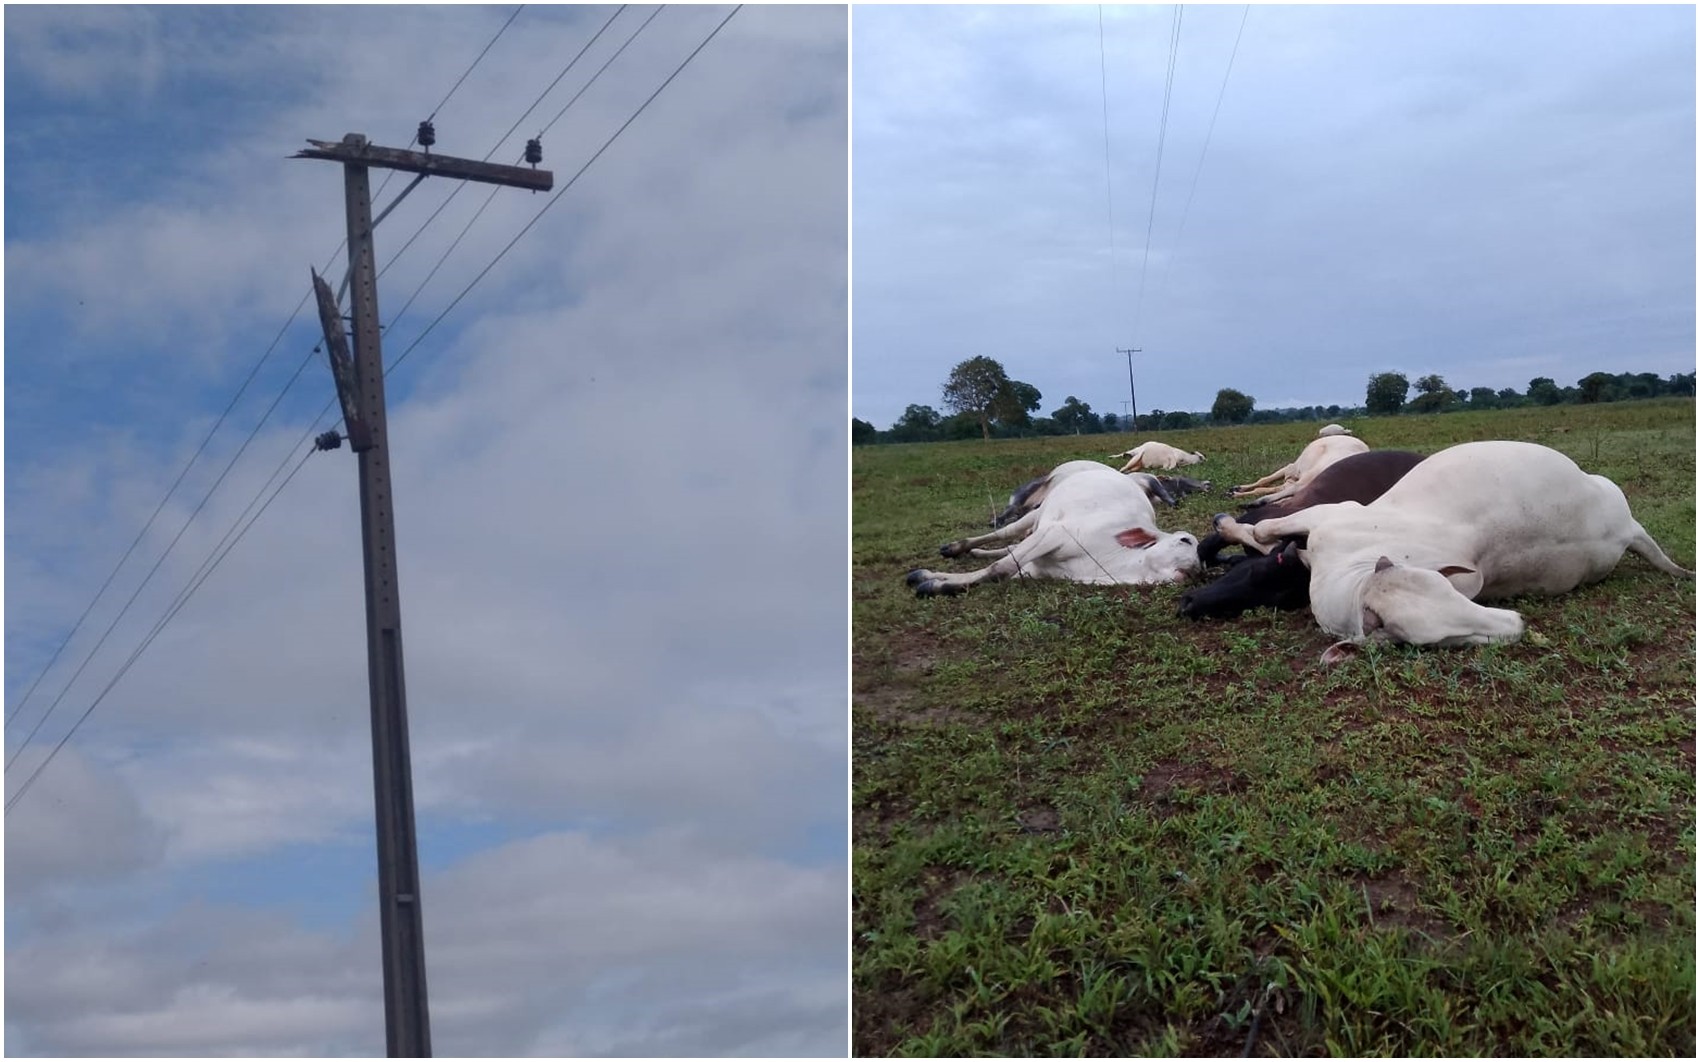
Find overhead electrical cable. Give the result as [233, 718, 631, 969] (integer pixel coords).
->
[6, 450, 317, 813]
[7, 8, 541, 791]
[7, 2, 745, 813]
[387, 4, 668, 337]
[380, 4, 633, 281]
[373, 4, 527, 206]
[1098, 7, 1120, 332]
[3, 302, 310, 733]
[1154, 4, 1250, 302]
[1129, 3, 1183, 346]
[5, 343, 322, 776]
[385, 4, 744, 382]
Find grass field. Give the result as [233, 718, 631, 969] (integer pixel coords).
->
[852, 398, 1696, 1056]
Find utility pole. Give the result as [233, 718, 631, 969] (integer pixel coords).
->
[299, 132, 552, 1059]
[1117, 346, 1142, 430]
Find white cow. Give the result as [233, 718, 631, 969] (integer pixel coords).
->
[993, 460, 1203, 526]
[1112, 440, 1205, 473]
[1247, 440, 1691, 655]
[909, 464, 1201, 595]
[1230, 433, 1369, 504]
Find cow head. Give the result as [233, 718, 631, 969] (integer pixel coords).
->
[1178, 540, 1309, 619]
[1354, 555, 1523, 647]
[1115, 526, 1202, 583]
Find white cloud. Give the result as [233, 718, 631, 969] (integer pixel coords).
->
[6, 5, 847, 1055]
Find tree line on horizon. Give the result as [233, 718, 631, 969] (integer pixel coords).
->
[853, 357, 1698, 445]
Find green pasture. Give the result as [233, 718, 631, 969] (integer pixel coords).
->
[852, 398, 1696, 1056]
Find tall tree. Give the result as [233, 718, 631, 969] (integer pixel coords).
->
[852, 417, 877, 445]
[1407, 374, 1459, 414]
[992, 379, 1043, 432]
[1211, 388, 1255, 424]
[1365, 372, 1409, 415]
[1052, 395, 1099, 434]
[1577, 371, 1617, 404]
[1526, 377, 1563, 405]
[941, 356, 1012, 439]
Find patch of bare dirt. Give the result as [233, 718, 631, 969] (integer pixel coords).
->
[1016, 804, 1061, 833]
[1353, 869, 1455, 939]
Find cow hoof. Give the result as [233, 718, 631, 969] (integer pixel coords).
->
[904, 568, 929, 588]
[912, 578, 963, 598]
[1212, 512, 1232, 529]
[1320, 641, 1361, 666]
[939, 541, 967, 558]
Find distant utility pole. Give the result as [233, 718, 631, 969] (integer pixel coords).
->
[1117, 347, 1142, 429]
[298, 131, 552, 1059]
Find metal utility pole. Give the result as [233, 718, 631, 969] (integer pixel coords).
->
[299, 132, 552, 1059]
[1117, 346, 1142, 430]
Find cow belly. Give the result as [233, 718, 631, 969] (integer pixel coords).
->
[1474, 537, 1629, 598]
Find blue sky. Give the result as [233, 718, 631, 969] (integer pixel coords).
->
[852, 4, 1696, 428]
[5, 5, 846, 1055]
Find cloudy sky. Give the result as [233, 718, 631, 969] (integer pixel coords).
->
[853, 3, 1695, 428]
[5, 5, 845, 1056]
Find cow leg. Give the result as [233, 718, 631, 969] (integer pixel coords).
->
[1212, 514, 1277, 555]
[1229, 463, 1295, 496]
[1247, 502, 1356, 545]
[910, 527, 1068, 596]
[941, 506, 1041, 558]
[1117, 455, 1146, 473]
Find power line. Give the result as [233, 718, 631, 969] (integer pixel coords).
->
[1154, 5, 1250, 302]
[372, 4, 527, 205]
[431, 4, 526, 121]
[6, 3, 746, 814]
[379, 5, 633, 280]
[385, 4, 745, 381]
[7, 10, 539, 790]
[3, 298, 311, 733]
[1129, 3, 1183, 347]
[386, 5, 669, 338]
[5, 343, 322, 776]
[7, 449, 318, 814]
[1097, 7, 1119, 326]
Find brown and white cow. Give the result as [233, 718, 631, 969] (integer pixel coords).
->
[909, 463, 1201, 596]
[1245, 441, 1692, 656]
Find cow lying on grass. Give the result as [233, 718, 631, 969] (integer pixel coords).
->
[1201, 450, 1427, 565]
[1112, 440, 1206, 472]
[994, 461, 1209, 526]
[1180, 450, 1426, 619]
[1229, 431, 1369, 503]
[909, 463, 1201, 596]
[1244, 440, 1692, 656]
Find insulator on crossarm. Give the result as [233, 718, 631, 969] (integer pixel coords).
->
[417, 120, 436, 151]
[524, 137, 542, 166]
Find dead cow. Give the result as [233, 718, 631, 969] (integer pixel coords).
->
[910, 463, 1201, 596]
[994, 461, 1209, 526]
[1229, 432, 1369, 504]
[1245, 440, 1692, 658]
[1112, 440, 1206, 473]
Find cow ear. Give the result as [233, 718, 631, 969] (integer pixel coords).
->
[1436, 563, 1483, 596]
[1374, 555, 1396, 573]
[1115, 527, 1157, 549]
